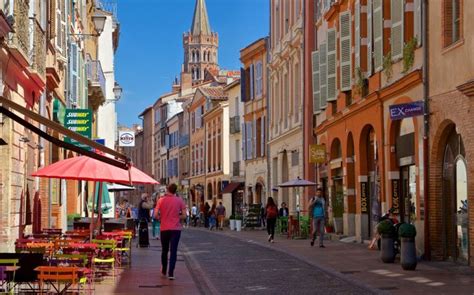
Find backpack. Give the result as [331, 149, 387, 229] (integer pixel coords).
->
[266, 205, 278, 219]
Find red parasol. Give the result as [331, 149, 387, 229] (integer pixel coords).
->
[32, 156, 158, 184]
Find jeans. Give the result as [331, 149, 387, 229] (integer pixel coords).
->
[311, 217, 325, 246]
[160, 230, 182, 277]
[152, 219, 160, 237]
[267, 218, 277, 239]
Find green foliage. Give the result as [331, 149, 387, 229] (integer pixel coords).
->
[377, 219, 396, 236]
[229, 214, 235, 220]
[402, 37, 417, 73]
[67, 213, 81, 222]
[398, 223, 417, 238]
[383, 52, 393, 81]
[234, 214, 242, 220]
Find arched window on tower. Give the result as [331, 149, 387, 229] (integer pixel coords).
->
[196, 51, 200, 62]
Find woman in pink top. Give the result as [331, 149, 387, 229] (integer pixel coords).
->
[154, 183, 186, 280]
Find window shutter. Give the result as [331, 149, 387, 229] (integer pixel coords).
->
[391, 0, 404, 60]
[250, 64, 255, 100]
[261, 118, 265, 157]
[373, 0, 383, 72]
[340, 12, 352, 91]
[327, 29, 337, 100]
[70, 43, 78, 103]
[247, 122, 252, 159]
[367, 0, 372, 76]
[311, 51, 320, 114]
[242, 122, 247, 160]
[49, 0, 56, 39]
[355, 1, 361, 71]
[240, 67, 247, 102]
[252, 120, 256, 158]
[414, 0, 422, 46]
[319, 43, 327, 110]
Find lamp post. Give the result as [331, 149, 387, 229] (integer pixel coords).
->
[112, 82, 122, 101]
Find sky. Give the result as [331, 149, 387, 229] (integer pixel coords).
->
[115, 0, 269, 127]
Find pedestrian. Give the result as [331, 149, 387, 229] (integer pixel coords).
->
[185, 205, 190, 228]
[204, 202, 210, 228]
[138, 193, 153, 223]
[279, 202, 289, 217]
[154, 183, 186, 280]
[216, 202, 226, 230]
[209, 204, 217, 230]
[151, 195, 161, 240]
[191, 204, 198, 226]
[265, 197, 278, 243]
[260, 204, 266, 228]
[116, 198, 131, 219]
[309, 188, 326, 248]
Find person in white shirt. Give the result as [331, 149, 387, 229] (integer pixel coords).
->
[191, 204, 198, 227]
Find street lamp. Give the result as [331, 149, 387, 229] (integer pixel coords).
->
[113, 82, 122, 101]
[92, 13, 107, 36]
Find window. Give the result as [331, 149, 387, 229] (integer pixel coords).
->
[255, 61, 263, 98]
[235, 139, 240, 161]
[294, 63, 300, 122]
[444, 0, 461, 47]
[256, 117, 262, 157]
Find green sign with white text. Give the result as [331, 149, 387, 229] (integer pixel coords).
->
[64, 109, 92, 150]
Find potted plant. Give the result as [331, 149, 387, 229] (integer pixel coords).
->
[377, 219, 397, 263]
[235, 214, 242, 231]
[399, 223, 417, 270]
[229, 214, 236, 231]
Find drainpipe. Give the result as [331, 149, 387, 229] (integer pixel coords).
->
[266, 6, 271, 202]
[422, 0, 430, 260]
[301, 0, 306, 207]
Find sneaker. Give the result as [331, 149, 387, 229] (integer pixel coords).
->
[271, 239, 274, 243]
[168, 276, 175, 280]
[319, 245, 325, 248]
[268, 235, 272, 242]
[310, 240, 315, 247]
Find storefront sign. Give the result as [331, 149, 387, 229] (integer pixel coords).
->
[64, 109, 92, 150]
[309, 144, 326, 164]
[391, 180, 400, 214]
[119, 131, 135, 147]
[360, 182, 368, 213]
[389, 101, 424, 120]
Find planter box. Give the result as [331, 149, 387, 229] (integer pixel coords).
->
[229, 219, 236, 231]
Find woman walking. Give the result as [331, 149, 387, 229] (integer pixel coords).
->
[265, 197, 278, 243]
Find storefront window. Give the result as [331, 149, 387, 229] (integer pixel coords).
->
[455, 158, 468, 262]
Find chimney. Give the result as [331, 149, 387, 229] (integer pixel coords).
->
[181, 72, 192, 91]
[172, 76, 180, 92]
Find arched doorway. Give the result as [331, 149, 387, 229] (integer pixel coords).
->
[442, 125, 468, 264]
[330, 138, 344, 234]
[346, 133, 356, 236]
[255, 182, 264, 204]
[359, 125, 379, 240]
[281, 151, 289, 209]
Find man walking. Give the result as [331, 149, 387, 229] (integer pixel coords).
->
[154, 184, 186, 280]
[216, 202, 226, 230]
[309, 188, 326, 248]
[191, 204, 198, 226]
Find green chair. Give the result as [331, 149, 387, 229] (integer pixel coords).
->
[91, 239, 116, 279]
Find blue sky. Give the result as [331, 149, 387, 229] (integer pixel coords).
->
[115, 0, 269, 126]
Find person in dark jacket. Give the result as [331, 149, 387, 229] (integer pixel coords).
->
[138, 193, 153, 222]
[279, 202, 289, 217]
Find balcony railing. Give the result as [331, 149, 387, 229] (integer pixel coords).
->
[29, 18, 45, 77]
[229, 116, 240, 134]
[9, 0, 30, 61]
[232, 161, 240, 177]
[179, 135, 189, 147]
[86, 55, 106, 99]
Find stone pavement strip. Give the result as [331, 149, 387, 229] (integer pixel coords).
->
[95, 236, 199, 295]
[217, 227, 474, 295]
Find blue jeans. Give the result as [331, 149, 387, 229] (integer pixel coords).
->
[160, 230, 181, 277]
[311, 217, 325, 246]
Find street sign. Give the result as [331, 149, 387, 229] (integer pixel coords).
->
[119, 131, 135, 147]
[389, 101, 424, 120]
[64, 109, 92, 150]
[309, 144, 326, 164]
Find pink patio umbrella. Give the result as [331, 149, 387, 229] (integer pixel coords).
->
[32, 156, 158, 238]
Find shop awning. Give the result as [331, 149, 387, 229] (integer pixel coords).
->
[0, 96, 129, 169]
[222, 182, 243, 194]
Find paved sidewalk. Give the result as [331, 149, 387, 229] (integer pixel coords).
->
[95, 236, 199, 295]
[214, 227, 474, 294]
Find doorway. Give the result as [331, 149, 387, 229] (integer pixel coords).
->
[400, 165, 416, 223]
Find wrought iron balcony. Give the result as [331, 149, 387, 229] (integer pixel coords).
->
[86, 55, 106, 108]
[232, 161, 240, 177]
[229, 116, 240, 134]
[29, 18, 45, 78]
[8, 0, 30, 65]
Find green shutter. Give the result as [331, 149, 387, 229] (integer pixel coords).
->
[312, 51, 320, 114]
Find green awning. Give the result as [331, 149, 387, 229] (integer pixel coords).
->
[91, 182, 112, 214]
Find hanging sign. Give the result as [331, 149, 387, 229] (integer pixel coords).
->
[389, 101, 424, 120]
[64, 109, 92, 150]
[309, 144, 326, 164]
[119, 131, 135, 147]
[391, 180, 400, 214]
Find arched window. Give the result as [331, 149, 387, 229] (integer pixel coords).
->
[196, 51, 200, 62]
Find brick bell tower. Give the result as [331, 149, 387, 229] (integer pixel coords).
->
[183, 0, 219, 84]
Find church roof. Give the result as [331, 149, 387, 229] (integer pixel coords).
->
[199, 86, 227, 100]
[191, 0, 211, 36]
